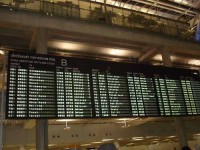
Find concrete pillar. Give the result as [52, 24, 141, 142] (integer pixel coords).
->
[36, 27, 48, 150]
[174, 117, 188, 148]
[161, 47, 188, 149]
[36, 120, 48, 150]
[36, 28, 48, 54]
[161, 47, 172, 67]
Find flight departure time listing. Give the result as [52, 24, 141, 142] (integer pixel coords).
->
[6, 51, 200, 119]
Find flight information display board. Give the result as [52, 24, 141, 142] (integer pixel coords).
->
[6, 51, 200, 119]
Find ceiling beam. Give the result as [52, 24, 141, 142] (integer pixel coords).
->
[138, 48, 158, 63]
[29, 29, 37, 50]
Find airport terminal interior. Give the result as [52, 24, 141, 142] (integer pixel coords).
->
[0, 0, 200, 150]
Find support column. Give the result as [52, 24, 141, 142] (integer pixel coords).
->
[174, 117, 188, 148]
[0, 52, 6, 150]
[161, 47, 188, 149]
[36, 120, 48, 150]
[36, 27, 48, 150]
[36, 28, 48, 54]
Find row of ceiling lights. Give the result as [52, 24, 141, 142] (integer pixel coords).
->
[2, 44, 200, 69]
[49, 41, 200, 67]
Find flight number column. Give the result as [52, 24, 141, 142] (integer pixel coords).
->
[64, 69, 74, 117]
[7, 67, 17, 118]
[16, 68, 28, 117]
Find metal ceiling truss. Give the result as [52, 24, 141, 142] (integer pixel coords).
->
[99, 0, 200, 22]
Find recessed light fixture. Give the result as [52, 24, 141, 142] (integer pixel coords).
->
[188, 59, 200, 66]
[108, 49, 128, 56]
[153, 54, 162, 61]
[49, 41, 82, 51]
[0, 50, 5, 55]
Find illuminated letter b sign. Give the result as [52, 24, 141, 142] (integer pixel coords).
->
[61, 59, 67, 66]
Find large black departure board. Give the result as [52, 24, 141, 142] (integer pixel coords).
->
[6, 51, 200, 119]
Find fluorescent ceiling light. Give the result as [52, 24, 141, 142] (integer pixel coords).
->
[132, 137, 144, 141]
[132, 139, 143, 141]
[92, 141, 102, 144]
[102, 139, 115, 142]
[80, 144, 91, 147]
